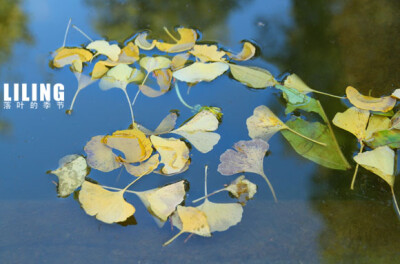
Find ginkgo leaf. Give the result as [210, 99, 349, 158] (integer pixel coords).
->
[283, 74, 344, 98]
[171, 53, 190, 71]
[71, 59, 83, 73]
[229, 64, 277, 89]
[123, 154, 160, 177]
[189, 44, 226, 62]
[91, 61, 111, 79]
[84, 135, 121, 172]
[391, 89, 400, 100]
[171, 110, 220, 153]
[134, 180, 186, 222]
[103, 129, 153, 163]
[346, 86, 396, 112]
[53, 47, 93, 68]
[227, 41, 256, 61]
[391, 110, 400, 129]
[139, 56, 171, 73]
[173, 62, 229, 83]
[332, 107, 370, 141]
[79, 181, 135, 224]
[163, 205, 211, 246]
[247, 105, 326, 145]
[156, 27, 197, 53]
[138, 112, 178, 135]
[138, 69, 172, 97]
[225, 175, 257, 204]
[48, 154, 89, 197]
[87, 40, 121, 61]
[196, 166, 243, 232]
[218, 139, 277, 202]
[119, 42, 140, 63]
[365, 115, 391, 140]
[150, 135, 190, 175]
[135, 32, 156, 50]
[67, 72, 97, 114]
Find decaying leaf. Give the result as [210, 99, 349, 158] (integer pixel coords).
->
[53, 47, 93, 68]
[135, 32, 156, 50]
[138, 112, 178, 135]
[225, 175, 257, 204]
[346, 86, 396, 112]
[48, 154, 89, 197]
[84, 135, 121, 172]
[229, 64, 277, 89]
[189, 44, 226, 62]
[227, 41, 256, 61]
[134, 180, 186, 222]
[156, 27, 197, 53]
[218, 139, 277, 202]
[79, 181, 135, 224]
[173, 62, 229, 83]
[87, 40, 121, 61]
[332, 107, 370, 141]
[171, 110, 220, 153]
[150, 135, 190, 175]
[163, 205, 211, 246]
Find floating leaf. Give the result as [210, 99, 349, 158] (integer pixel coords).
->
[283, 74, 343, 98]
[139, 56, 171, 73]
[87, 40, 121, 61]
[173, 62, 229, 83]
[138, 112, 178, 135]
[138, 69, 172, 97]
[218, 139, 277, 202]
[229, 64, 277, 89]
[226, 175, 257, 204]
[84, 135, 121, 172]
[53, 47, 93, 68]
[391, 89, 400, 100]
[103, 129, 153, 163]
[365, 129, 400, 149]
[150, 135, 190, 175]
[346, 86, 396, 112]
[135, 180, 186, 222]
[163, 205, 211, 246]
[227, 42, 256, 61]
[282, 118, 351, 170]
[171, 110, 220, 153]
[91, 61, 111, 79]
[135, 32, 156, 50]
[123, 154, 160, 177]
[365, 115, 391, 140]
[247, 105, 325, 145]
[79, 181, 135, 224]
[171, 53, 190, 71]
[48, 155, 89, 197]
[119, 42, 140, 63]
[391, 110, 400, 129]
[156, 27, 197, 53]
[189, 44, 226, 62]
[67, 72, 97, 114]
[333, 107, 370, 141]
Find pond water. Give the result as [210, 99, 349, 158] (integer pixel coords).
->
[1, 0, 400, 263]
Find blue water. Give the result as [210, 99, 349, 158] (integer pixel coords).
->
[1, 0, 400, 263]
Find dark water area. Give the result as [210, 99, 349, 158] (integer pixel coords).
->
[1, 0, 400, 263]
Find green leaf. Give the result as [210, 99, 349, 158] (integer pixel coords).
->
[229, 64, 277, 89]
[365, 129, 400, 149]
[281, 118, 351, 170]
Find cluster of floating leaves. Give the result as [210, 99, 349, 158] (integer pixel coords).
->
[48, 20, 400, 247]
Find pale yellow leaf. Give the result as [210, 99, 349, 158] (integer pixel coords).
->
[229, 64, 277, 89]
[87, 40, 121, 61]
[173, 62, 229, 83]
[246, 105, 286, 141]
[332, 107, 370, 140]
[346, 86, 396, 112]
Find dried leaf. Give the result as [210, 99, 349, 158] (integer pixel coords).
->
[346, 86, 396, 112]
[225, 175, 257, 203]
[87, 40, 121, 61]
[229, 64, 277, 89]
[48, 155, 88, 197]
[227, 42, 256, 61]
[173, 62, 229, 83]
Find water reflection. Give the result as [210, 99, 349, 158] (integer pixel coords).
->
[84, 0, 244, 42]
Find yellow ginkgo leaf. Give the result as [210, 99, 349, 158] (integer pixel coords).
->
[189, 44, 226, 62]
[227, 41, 256, 61]
[103, 129, 153, 163]
[346, 86, 396, 112]
[84, 135, 121, 172]
[139, 56, 171, 73]
[163, 205, 211, 246]
[332, 107, 370, 141]
[92, 61, 111, 79]
[391, 89, 400, 100]
[229, 64, 277, 89]
[79, 181, 135, 224]
[120, 42, 140, 62]
[53, 47, 93, 68]
[171, 53, 190, 71]
[123, 154, 160, 177]
[283, 74, 344, 98]
[134, 32, 156, 50]
[135, 180, 186, 223]
[156, 27, 197, 53]
[71, 59, 83, 73]
[87, 40, 121, 61]
[171, 110, 220, 153]
[150, 135, 190, 175]
[173, 62, 229, 83]
[365, 115, 391, 140]
[138, 69, 173, 98]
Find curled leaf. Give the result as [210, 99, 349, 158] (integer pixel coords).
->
[346, 86, 396, 112]
[156, 27, 197, 53]
[227, 41, 256, 61]
[135, 32, 156, 50]
[53, 47, 93, 68]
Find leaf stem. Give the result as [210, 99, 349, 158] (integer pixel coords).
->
[163, 231, 184, 247]
[312, 90, 346, 99]
[72, 25, 93, 42]
[286, 127, 326, 146]
[102, 185, 138, 195]
[68, 88, 80, 114]
[123, 88, 135, 126]
[62, 18, 72, 47]
[174, 82, 194, 110]
[192, 189, 226, 203]
[260, 171, 278, 202]
[350, 143, 364, 190]
[123, 176, 143, 192]
[163, 27, 179, 42]
[131, 72, 150, 106]
[391, 187, 400, 217]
